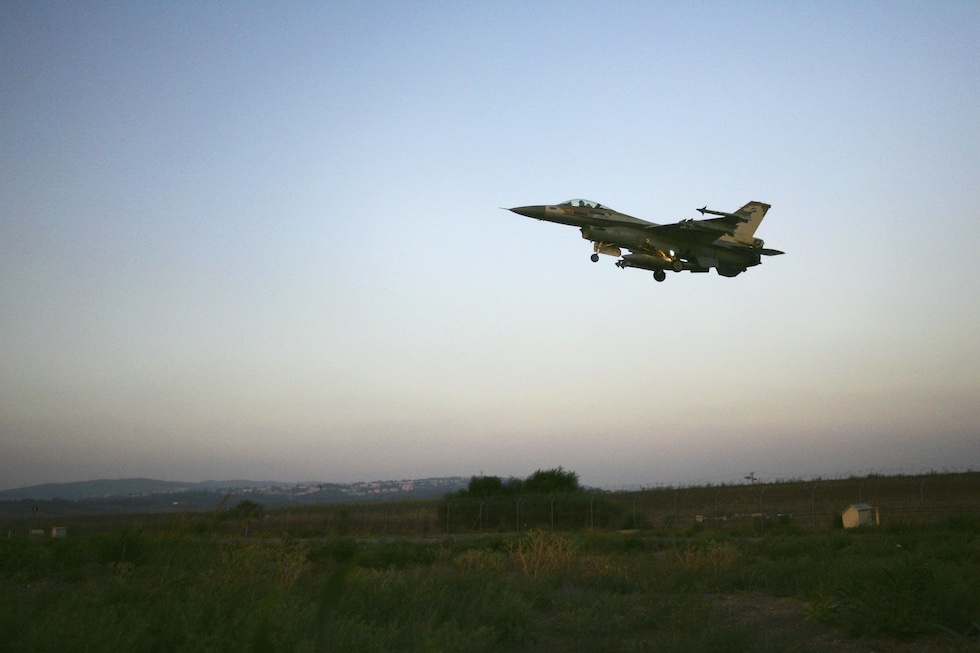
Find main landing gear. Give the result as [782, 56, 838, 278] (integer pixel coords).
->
[652, 259, 682, 281]
[591, 253, 600, 262]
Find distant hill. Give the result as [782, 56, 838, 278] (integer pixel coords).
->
[0, 478, 279, 501]
[0, 476, 470, 517]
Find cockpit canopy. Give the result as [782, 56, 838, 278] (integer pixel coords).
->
[559, 199, 611, 210]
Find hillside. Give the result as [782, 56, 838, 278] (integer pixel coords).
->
[0, 478, 279, 501]
[0, 476, 469, 518]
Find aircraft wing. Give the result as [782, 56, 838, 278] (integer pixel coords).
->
[642, 218, 739, 245]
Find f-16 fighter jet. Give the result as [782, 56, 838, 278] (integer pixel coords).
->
[507, 199, 783, 281]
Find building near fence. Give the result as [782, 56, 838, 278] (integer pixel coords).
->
[841, 503, 879, 528]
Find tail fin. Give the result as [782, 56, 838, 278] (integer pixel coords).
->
[727, 201, 770, 245]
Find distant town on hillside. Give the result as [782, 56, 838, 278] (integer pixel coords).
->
[0, 477, 470, 518]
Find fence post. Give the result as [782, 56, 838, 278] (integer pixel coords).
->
[811, 482, 817, 530]
[759, 487, 765, 534]
[916, 478, 925, 518]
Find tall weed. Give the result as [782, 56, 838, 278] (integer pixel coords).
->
[675, 540, 739, 573]
[507, 529, 575, 577]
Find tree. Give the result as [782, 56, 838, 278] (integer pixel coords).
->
[466, 475, 505, 497]
[230, 500, 264, 537]
[504, 477, 525, 495]
[230, 500, 264, 521]
[450, 468, 581, 498]
[524, 467, 580, 494]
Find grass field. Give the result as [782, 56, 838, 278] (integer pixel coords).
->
[2, 513, 978, 652]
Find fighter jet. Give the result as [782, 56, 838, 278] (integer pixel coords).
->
[507, 199, 783, 281]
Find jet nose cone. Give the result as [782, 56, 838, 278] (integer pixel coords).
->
[508, 205, 545, 219]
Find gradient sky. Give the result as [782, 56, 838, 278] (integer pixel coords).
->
[2, 2, 977, 491]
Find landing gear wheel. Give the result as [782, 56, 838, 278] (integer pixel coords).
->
[653, 269, 666, 282]
[590, 253, 599, 262]
[672, 260, 683, 272]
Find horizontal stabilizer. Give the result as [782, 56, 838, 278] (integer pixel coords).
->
[760, 248, 784, 256]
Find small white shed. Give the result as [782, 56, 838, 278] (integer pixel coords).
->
[841, 503, 879, 528]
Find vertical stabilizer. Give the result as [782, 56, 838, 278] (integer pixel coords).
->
[727, 201, 770, 245]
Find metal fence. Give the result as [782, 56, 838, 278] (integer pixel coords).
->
[263, 472, 979, 537]
[6, 472, 976, 539]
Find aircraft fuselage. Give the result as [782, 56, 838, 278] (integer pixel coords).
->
[509, 203, 649, 230]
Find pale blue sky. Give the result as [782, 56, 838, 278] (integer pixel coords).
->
[2, 2, 977, 490]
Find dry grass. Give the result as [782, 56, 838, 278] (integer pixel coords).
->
[507, 529, 576, 577]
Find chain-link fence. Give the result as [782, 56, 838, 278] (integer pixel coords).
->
[258, 472, 979, 537]
[6, 472, 976, 539]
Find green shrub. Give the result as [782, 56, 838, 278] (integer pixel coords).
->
[307, 536, 360, 563]
[358, 540, 436, 570]
[95, 528, 148, 566]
